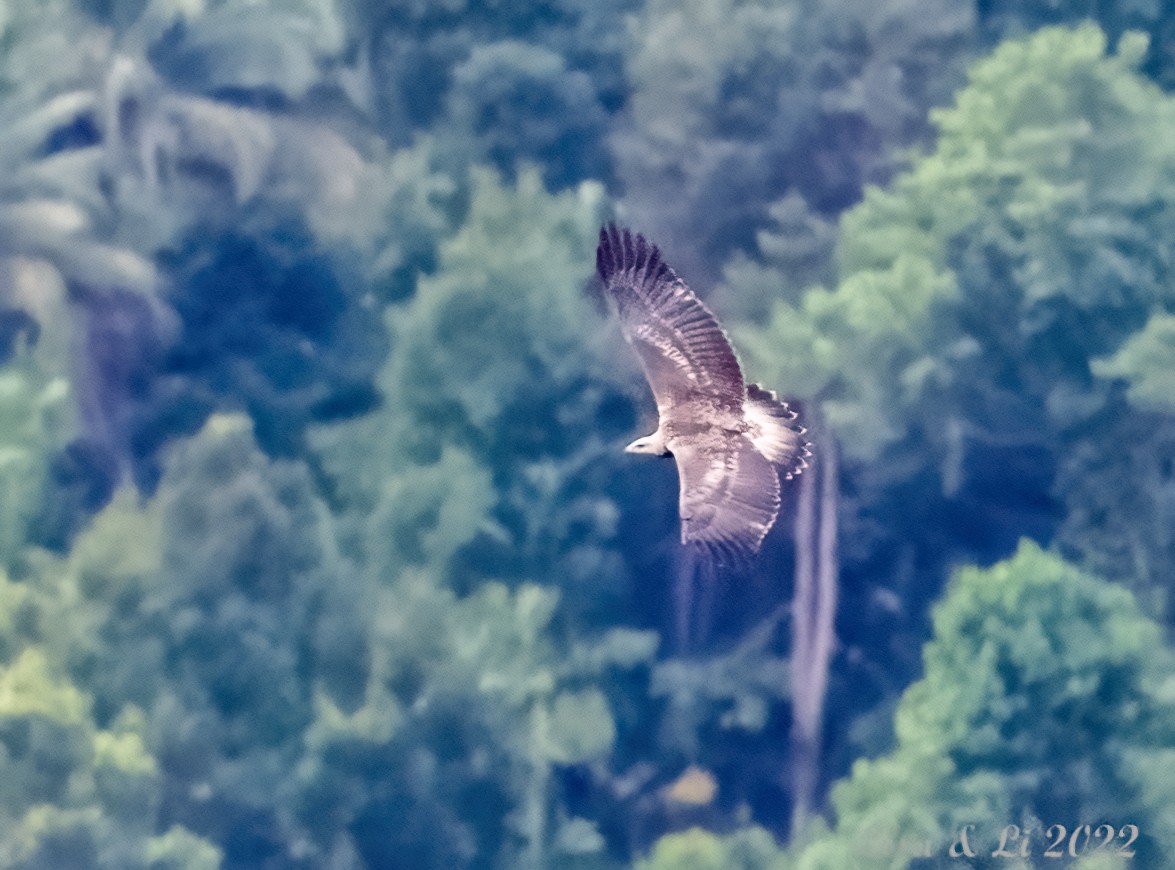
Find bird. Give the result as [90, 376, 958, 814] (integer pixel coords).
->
[596, 223, 810, 566]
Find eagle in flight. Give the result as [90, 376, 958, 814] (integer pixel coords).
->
[597, 224, 811, 565]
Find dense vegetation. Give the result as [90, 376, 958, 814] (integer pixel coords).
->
[2, 1, 1174, 867]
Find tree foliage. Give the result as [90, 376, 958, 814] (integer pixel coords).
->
[635, 825, 788, 870]
[745, 24, 1175, 462]
[613, 0, 974, 285]
[734, 25, 1175, 774]
[5, 2, 1175, 868]
[721, 24, 1175, 851]
[0, 603, 221, 868]
[797, 542, 1175, 869]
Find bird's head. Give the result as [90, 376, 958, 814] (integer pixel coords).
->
[624, 434, 670, 457]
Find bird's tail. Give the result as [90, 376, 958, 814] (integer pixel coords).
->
[744, 383, 812, 479]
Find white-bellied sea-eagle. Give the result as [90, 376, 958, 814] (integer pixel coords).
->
[597, 224, 811, 565]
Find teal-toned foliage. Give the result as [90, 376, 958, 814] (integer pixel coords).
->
[1092, 312, 1175, 413]
[0, 644, 221, 868]
[635, 825, 789, 870]
[650, 613, 790, 759]
[796, 541, 1175, 869]
[0, 347, 71, 568]
[614, 0, 974, 284]
[443, 40, 611, 187]
[10, 416, 365, 863]
[317, 163, 645, 629]
[1, 0, 392, 544]
[4, 1, 1175, 868]
[301, 166, 659, 866]
[978, 0, 1175, 87]
[744, 24, 1175, 463]
[734, 25, 1175, 770]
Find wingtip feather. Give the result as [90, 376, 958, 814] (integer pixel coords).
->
[596, 223, 677, 288]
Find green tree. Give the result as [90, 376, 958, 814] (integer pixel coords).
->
[614, 0, 974, 286]
[0, 644, 220, 869]
[0, 0, 396, 544]
[306, 164, 662, 867]
[734, 27, 1175, 800]
[441, 40, 610, 187]
[795, 541, 1175, 870]
[0, 343, 72, 568]
[144, 0, 347, 103]
[741, 24, 1175, 458]
[635, 826, 789, 870]
[3, 397, 643, 868]
[139, 415, 365, 864]
[345, 0, 635, 166]
[314, 163, 643, 629]
[1093, 313, 1175, 414]
[977, 0, 1175, 88]
[6, 415, 365, 866]
[296, 569, 651, 869]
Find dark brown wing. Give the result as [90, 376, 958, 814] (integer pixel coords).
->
[596, 224, 744, 415]
[672, 435, 782, 565]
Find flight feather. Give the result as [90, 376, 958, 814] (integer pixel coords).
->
[596, 223, 744, 414]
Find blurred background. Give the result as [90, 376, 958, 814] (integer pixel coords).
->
[2, 0, 1175, 867]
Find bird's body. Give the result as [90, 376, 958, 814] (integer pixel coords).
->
[596, 224, 810, 565]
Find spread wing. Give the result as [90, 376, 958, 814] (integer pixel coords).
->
[673, 436, 781, 565]
[596, 224, 744, 415]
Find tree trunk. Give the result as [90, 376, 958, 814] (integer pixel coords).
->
[789, 420, 839, 836]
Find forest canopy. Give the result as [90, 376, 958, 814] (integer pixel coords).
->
[1, 1, 1174, 868]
